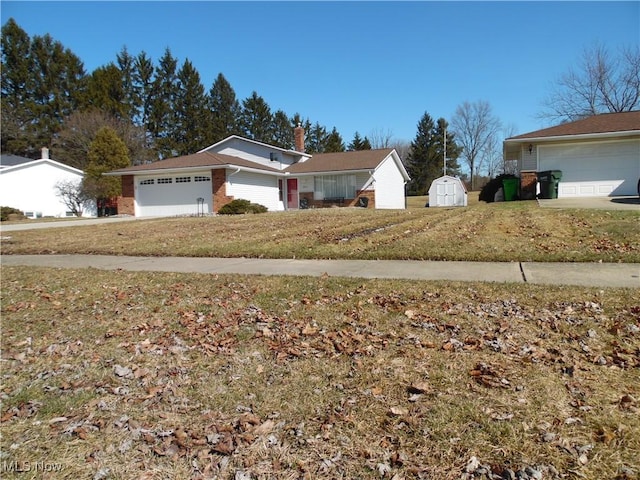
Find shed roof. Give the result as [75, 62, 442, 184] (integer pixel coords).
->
[507, 111, 640, 140]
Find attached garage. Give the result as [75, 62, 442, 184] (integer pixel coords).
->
[504, 111, 640, 200]
[539, 139, 639, 197]
[136, 172, 213, 217]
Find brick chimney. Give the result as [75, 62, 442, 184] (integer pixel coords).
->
[294, 123, 305, 152]
[41, 147, 49, 160]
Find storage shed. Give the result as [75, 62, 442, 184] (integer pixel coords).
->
[428, 175, 468, 207]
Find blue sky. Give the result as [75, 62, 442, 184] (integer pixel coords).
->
[2, 1, 639, 144]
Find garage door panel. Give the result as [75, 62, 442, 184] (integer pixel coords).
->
[136, 175, 212, 217]
[540, 140, 639, 197]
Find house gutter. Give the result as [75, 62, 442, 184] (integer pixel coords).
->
[504, 130, 639, 144]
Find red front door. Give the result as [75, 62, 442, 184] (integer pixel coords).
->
[287, 178, 298, 209]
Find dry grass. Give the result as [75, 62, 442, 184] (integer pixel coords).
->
[2, 195, 639, 263]
[2, 266, 639, 479]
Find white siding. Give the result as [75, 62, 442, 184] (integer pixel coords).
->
[227, 171, 282, 211]
[373, 156, 407, 209]
[355, 171, 374, 191]
[207, 137, 302, 169]
[521, 145, 537, 171]
[539, 139, 639, 197]
[0, 161, 94, 217]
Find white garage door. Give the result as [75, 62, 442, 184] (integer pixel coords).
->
[539, 140, 639, 197]
[136, 174, 212, 217]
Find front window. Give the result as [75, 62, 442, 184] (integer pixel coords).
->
[314, 174, 356, 200]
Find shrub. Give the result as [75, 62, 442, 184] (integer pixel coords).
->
[479, 174, 519, 203]
[1, 206, 24, 221]
[218, 199, 268, 215]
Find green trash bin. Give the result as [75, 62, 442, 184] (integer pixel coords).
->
[537, 170, 562, 199]
[502, 178, 519, 201]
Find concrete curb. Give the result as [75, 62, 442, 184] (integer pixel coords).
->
[2, 254, 638, 288]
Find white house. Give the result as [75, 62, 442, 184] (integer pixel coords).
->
[503, 111, 640, 199]
[0, 148, 96, 218]
[107, 127, 410, 217]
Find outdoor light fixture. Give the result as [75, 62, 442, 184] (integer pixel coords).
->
[528, 144, 533, 154]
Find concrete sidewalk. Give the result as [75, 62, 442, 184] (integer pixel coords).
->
[2, 254, 638, 288]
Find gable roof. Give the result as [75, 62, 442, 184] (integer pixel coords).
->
[507, 111, 640, 141]
[198, 135, 307, 158]
[285, 148, 396, 175]
[0, 153, 33, 168]
[107, 151, 282, 176]
[0, 158, 84, 176]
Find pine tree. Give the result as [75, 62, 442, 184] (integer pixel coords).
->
[305, 122, 327, 153]
[116, 46, 139, 122]
[406, 114, 463, 195]
[1, 18, 86, 156]
[85, 63, 128, 119]
[1, 18, 33, 155]
[133, 51, 155, 132]
[149, 48, 178, 159]
[405, 112, 438, 196]
[271, 110, 294, 149]
[325, 127, 345, 152]
[207, 73, 242, 144]
[173, 59, 208, 155]
[83, 127, 130, 202]
[240, 91, 273, 143]
[348, 131, 372, 151]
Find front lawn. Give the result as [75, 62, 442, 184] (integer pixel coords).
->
[1, 267, 639, 479]
[2, 197, 638, 263]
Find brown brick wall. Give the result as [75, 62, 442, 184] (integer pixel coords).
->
[520, 172, 537, 200]
[212, 169, 233, 212]
[117, 175, 135, 215]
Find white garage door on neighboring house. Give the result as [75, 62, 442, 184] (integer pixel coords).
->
[539, 140, 639, 197]
[136, 173, 212, 217]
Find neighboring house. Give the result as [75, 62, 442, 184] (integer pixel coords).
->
[106, 126, 410, 217]
[0, 148, 96, 218]
[503, 111, 640, 199]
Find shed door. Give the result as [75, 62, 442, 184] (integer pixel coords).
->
[437, 181, 455, 206]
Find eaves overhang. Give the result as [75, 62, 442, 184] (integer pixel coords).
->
[504, 130, 639, 144]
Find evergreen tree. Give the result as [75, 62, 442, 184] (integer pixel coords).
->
[173, 59, 208, 155]
[271, 110, 294, 149]
[406, 113, 463, 195]
[1, 18, 86, 156]
[405, 112, 438, 196]
[207, 73, 242, 144]
[85, 63, 128, 118]
[347, 131, 372, 151]
[325, 127, 345, 152]
[83, 127, 130, 202]
[240, 91, 273, 143]
[305, 122, 327, 153]
[149, 48, 178, 158]
[116, 46, 139, 121]
[133, 51, 155, 131]
[1, 18, 33, 155]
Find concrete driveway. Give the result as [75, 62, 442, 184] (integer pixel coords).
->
[537, 196, 640, 210]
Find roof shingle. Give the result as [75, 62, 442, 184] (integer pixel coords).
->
[509, 111, 640, 140]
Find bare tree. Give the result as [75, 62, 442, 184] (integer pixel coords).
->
[54, 179, 92, 217]
[391, 139, 411, 164]
[53, 109, 154, 170]
[450, 100, 501, 190]
[368, 127, 395, 149]
[540, 43, 640, 123]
